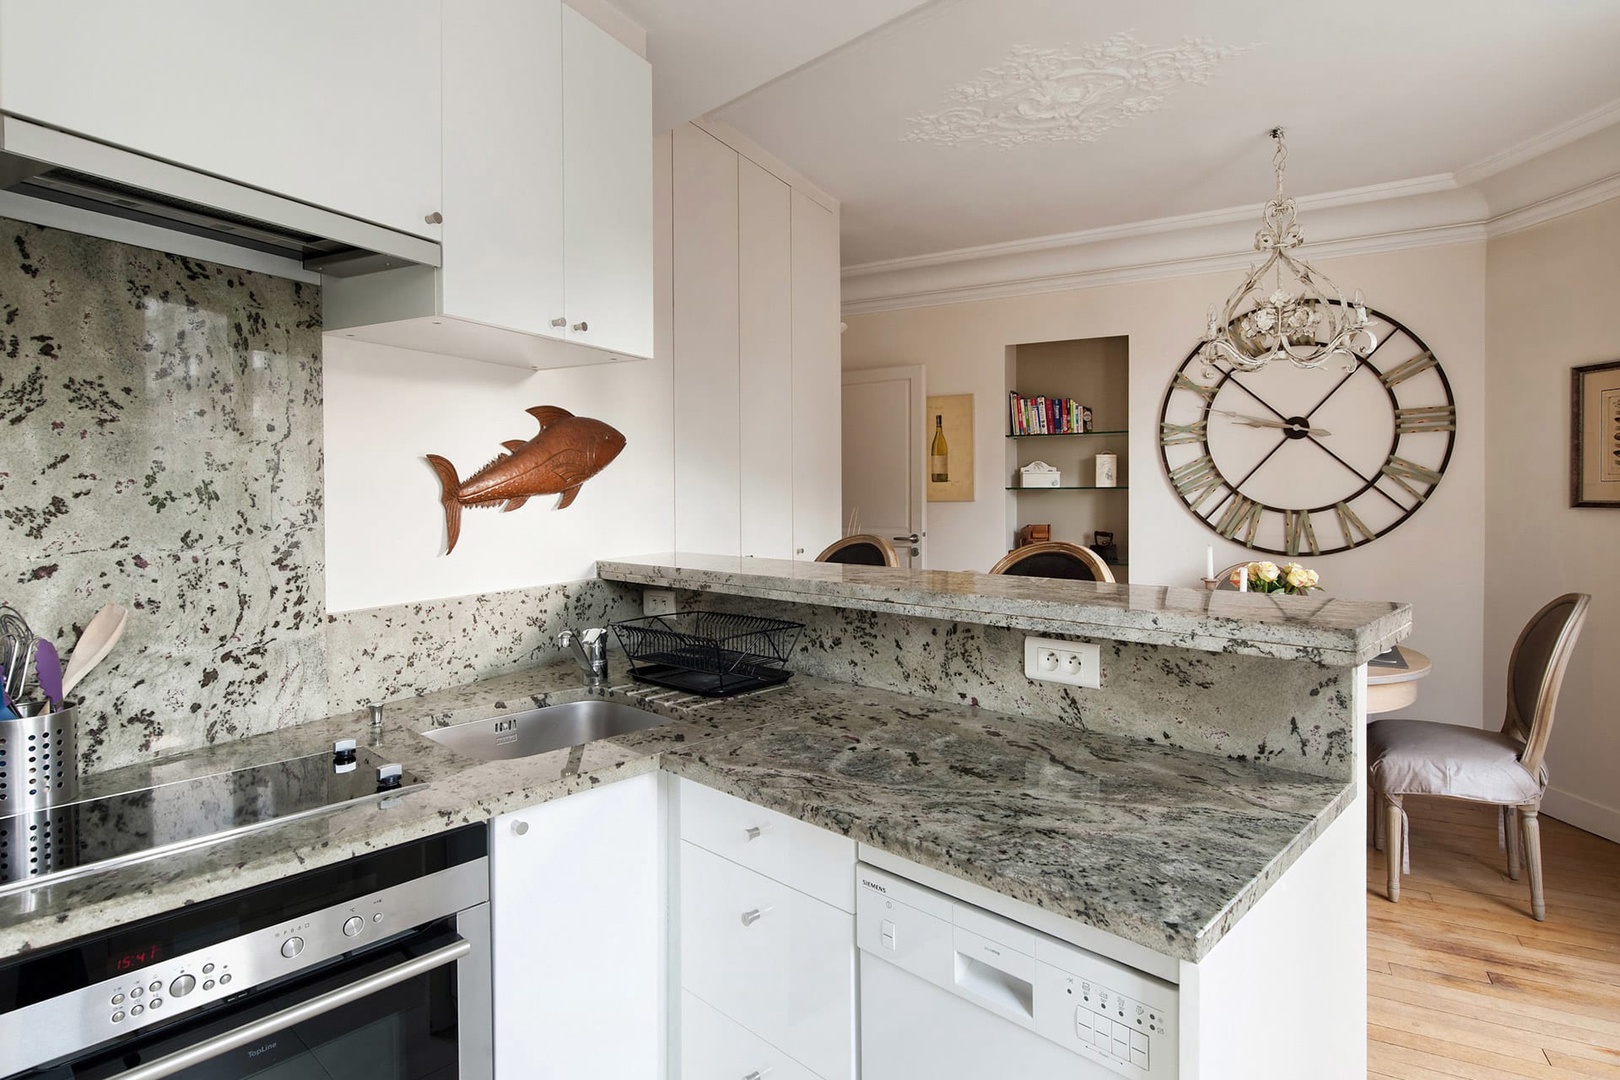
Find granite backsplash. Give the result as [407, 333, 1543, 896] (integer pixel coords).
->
[0, 218, 639, 773]
[682, 590, 1356, 780]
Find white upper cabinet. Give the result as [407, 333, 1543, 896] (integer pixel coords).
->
[0, 0, 442, 240]
[323, 0, 655, 369]
[562, 5, 654, 358]
[440, 0, 566, 335]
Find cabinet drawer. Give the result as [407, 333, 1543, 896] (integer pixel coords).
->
[680, 842, 854, 1080]
[681, 990, 821, 1080]
[678, 778, 854, 911]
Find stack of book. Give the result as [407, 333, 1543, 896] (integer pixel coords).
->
[1008, 392, 1091, 435]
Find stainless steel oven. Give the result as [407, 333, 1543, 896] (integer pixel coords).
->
[1, 825, 491, 1080]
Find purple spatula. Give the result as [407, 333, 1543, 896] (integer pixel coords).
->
[35, 639, 63, 711]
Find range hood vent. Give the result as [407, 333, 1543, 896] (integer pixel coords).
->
[0, 117, 440, 277]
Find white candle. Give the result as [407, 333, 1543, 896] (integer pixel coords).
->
[1238, 566, 1249, 592]
[1205, 545, 1215, 580]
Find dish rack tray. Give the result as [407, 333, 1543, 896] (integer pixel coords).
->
[611, 611, 804, 697]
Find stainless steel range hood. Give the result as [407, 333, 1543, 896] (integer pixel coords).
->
[0, 117, 441, 277]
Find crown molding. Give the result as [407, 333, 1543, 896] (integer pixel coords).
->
[1454, 96, 1620, 187]
[843, 119, 1620, 316]
[1485, 171, 1620, 238]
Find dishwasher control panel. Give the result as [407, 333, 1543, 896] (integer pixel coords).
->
[857, 864, 1178, 1080]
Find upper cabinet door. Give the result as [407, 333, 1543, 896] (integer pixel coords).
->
[562, 5, 653, 359]
[0, 1, 443, 240]
[441, 0, 565, 336]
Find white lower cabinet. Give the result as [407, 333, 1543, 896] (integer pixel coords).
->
[675, 778, 857, 1080]
[491, 771, 662, 1080]
[681, 990, 822, 1080]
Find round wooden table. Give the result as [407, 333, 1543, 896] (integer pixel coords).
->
[1366, 647, 1432, 715]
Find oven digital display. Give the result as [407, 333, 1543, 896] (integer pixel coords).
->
[111, 944, 163, 975]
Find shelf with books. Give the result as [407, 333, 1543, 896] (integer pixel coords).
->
[1007, 429, 1127, 439]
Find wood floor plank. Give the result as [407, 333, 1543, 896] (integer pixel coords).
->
[1369, 798, 1620, 1078]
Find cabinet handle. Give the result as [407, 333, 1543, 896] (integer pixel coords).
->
[550, 317, 567, 328]
[424, 211, 443, 225]
[744, 825, 767, 841]
[511, 820, 529, 836]
[571, 321, 589, 332]
[740, 908, 767, 927]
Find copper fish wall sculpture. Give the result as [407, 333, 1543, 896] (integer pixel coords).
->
[426, 406, 627, 555]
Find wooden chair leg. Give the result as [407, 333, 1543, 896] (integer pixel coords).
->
[1521, 809, 1546, 921]
[1373, 792, 1386, 851]
[1505, 806, 1522, 881]
[1384, 794, 1404, 903]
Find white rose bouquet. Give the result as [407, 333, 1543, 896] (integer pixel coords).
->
[1230, 561, 1321, 595]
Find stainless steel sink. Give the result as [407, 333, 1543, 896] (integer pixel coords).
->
[419, 700, 672, 761]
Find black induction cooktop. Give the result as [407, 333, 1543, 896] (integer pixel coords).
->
[0, 747, 424, 893]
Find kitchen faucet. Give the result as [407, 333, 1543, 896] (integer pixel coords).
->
[555, 627, 609, 688]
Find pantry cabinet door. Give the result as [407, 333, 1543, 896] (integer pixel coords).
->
[441, 0, 566, 336]
[791, 190, 844, 559]
[0, 0, 442, 240]
[562, 4, 653, 359]
[491, 772, 662, 1080]
[738, 158, 795, 560]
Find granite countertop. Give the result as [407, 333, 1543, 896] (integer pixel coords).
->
[0, 659, 1350, 964]
[598, 553, 1411, 666]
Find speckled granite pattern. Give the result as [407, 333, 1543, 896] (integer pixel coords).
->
[324, 578, 642, 713]
[598, 554, 1411, 665]
[0, 219, 325, 771]
[694, 591, 1355, 780]
[0, 660, 1349, 964]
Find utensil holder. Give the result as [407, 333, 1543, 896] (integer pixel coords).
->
[0, 702, 80, 816]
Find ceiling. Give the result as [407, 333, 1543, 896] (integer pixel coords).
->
[610, 0, 936, 133]
[693, 0, 1620, 267]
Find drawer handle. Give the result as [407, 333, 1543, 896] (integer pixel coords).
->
[740, 908, 768, 927]
[744, 825, 768, 841]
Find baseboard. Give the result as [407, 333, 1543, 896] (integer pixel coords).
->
[1542, 786, 1620, 844]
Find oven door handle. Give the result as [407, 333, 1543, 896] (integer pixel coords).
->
[115, 938, 472, 1080]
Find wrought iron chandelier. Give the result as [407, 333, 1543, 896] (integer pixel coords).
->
[1201, 128, 1377, 375]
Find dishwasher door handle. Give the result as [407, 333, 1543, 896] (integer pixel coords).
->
[114, 939, 472, 1080]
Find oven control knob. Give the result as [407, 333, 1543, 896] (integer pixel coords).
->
[342, 916, 365, 938]
[169, 974, 196, 999]
[281, 936, 305, 959]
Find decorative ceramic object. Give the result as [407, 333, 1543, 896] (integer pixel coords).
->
[426, 406, 627, 555]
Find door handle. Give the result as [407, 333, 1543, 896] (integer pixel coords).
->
[892, 534, 919, 543]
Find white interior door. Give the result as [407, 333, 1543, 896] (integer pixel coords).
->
[841, 366, 925, 567]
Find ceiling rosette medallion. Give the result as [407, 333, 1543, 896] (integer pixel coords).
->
[904, 32, 1255, 149]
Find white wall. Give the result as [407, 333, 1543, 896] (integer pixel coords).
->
[843, 242, 1488, 733]
[323, 338, 674, 612]
[1486, 198, 1620, 842]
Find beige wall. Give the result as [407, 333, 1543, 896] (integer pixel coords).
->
[1486, 198, 1620, 841]
[844, 242, 1489, 735]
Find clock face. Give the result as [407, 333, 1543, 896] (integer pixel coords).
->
[1157, 306, 1455, 555]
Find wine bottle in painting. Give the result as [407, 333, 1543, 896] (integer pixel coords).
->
[930, 415, 949, 482]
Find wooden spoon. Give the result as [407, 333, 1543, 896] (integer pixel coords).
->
[61, 604, 128, 697]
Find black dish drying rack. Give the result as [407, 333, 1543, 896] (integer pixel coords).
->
[611, 611, 804, 697]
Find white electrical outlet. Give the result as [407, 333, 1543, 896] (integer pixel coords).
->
[642, 589, 677, 617]
[1023, 636, 1101, 689]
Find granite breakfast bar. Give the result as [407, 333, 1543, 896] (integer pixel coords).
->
[2, 555, 1403, 1079]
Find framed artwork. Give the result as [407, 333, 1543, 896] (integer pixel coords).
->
[926, 394, 975, 502]
[1571, 360, 1620, 508]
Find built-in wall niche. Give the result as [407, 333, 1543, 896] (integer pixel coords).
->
[1004, 336, 1129, 579]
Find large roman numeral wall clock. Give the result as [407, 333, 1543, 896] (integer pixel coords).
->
[1157, 307, 1455, 555]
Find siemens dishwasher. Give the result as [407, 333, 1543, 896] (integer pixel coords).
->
[856, 864, 1178, 1079]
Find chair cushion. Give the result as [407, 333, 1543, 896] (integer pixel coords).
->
[1368, 718, 1545, 804]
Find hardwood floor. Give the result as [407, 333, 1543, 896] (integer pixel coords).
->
[1367, 797, 1620, 1079]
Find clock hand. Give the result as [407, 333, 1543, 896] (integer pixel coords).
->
[1214, 409, 1332, 437]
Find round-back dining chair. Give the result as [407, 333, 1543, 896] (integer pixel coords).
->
[815, 534, 899, 567]
[1369, 592, 1591, 921]
[988, 541, 1114, 582]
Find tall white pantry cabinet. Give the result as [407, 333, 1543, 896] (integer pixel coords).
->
[666, 122, 842, 561]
